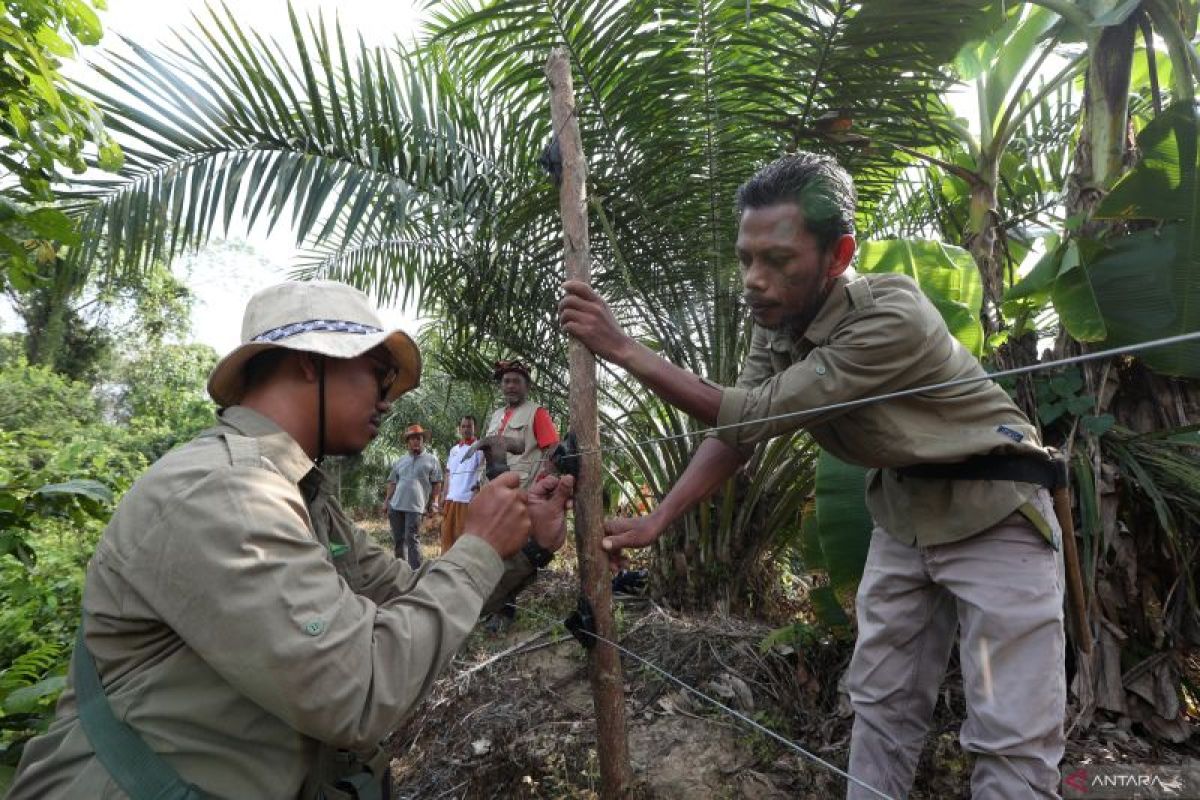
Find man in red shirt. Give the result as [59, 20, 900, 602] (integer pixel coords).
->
[484, 359, 560, 487]
[482, 359, 560, 631]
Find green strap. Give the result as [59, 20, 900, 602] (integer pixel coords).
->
[72, 626, 204, 800]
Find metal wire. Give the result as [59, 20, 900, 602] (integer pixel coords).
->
[433, 329, 1200, 478]
[581, 329, 1200, 457]
[505, 601, 896, 800]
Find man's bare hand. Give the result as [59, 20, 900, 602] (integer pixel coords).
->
[464, 472, 530, 560]
[558, 281, 634, 363]
[601, 514, 663, 572]
[528, 474, 576, 553]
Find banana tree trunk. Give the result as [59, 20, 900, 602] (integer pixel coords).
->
[966, 177, 1004, 337]
[963, 162, 1040, 418]
[1083, 15, 1137, 190]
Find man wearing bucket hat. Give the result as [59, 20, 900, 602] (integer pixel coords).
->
[383, 422, 442, 569]
[8, 280, 575, 800]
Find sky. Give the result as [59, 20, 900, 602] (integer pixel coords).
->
[0, 0, 426, 356]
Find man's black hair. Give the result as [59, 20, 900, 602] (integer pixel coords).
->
[243, 348, 293, 391]
[734, 152, 857, 252]
[460, 414, 478, 426]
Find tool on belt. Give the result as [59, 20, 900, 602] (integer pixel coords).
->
[896, 452, 1092, 654]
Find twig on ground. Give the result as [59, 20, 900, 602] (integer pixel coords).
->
[458, 625, 558, 679]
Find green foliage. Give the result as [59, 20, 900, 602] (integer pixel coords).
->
[0, 452, 114, 766]
[1030, 366, 1114, 435]
[1088, 103, 1200, 377]
[0, 639, 66, 783]
[1101, 424, 1200, 645]
[113, 342, 217, 461]
[1001, 102, 1200, 377]
[798, 450, 871, 622]
[0, 325, 218, 763]
[0, 0, 121, 291]
[0, 355, 101, 437]
[0, 0, 112, 195]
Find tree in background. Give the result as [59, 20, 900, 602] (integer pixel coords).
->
[1, 0, 121, 292]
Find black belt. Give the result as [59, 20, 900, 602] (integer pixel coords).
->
[894, 453, 1064, 490]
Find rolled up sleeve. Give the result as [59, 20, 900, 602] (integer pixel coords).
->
[139, 467, 504, 750]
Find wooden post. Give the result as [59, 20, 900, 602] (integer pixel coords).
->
[546, 46, 632, 799]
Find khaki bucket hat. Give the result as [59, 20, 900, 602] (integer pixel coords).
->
[207, 280, 421, 407]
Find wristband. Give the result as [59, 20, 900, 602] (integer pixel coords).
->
[521, 539, 555, 569]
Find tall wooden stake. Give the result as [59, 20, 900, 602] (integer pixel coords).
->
[546, 46, 632, 799]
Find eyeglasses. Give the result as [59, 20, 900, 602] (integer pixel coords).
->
[366, 355, 399, 400]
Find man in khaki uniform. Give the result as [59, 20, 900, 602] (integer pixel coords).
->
[560, 153, 1065, 799]
[8, 281, 574, 800]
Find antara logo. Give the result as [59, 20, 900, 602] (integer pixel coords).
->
[1063, 765, 1192, 798]
[1091, 774, 1184, 791]
[1064, 769, 1088, 792]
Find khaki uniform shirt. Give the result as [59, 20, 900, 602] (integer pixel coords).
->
[9, 407, 534, 800]
[714, 272, 1050, 547]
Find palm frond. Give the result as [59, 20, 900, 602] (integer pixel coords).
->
[67, 3, 495, 277]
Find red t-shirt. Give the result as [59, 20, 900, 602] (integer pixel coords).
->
[498, 406, 559, 449]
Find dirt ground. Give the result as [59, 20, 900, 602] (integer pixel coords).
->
[357, 519, 1199, 799]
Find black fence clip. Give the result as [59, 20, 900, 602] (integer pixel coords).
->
[549, 431, 581, 479]
[564, 595, 596, 650]
[538, 136, 563, 187]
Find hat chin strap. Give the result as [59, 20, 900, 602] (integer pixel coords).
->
[316, 355, 326, 464]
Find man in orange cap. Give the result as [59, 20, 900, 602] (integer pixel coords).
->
[384, 422, 443, 568]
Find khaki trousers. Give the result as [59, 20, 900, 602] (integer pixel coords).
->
[846, 491, 1065, 800]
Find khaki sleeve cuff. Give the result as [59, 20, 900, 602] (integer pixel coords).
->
[440, 535, 506, 599]
[713, 386, 751, 451]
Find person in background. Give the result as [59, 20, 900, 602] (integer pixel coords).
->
[383, 423, 442, 569]
[482, 359, 560, 631]
[440, 415, 484, 554]
[483, 360, 559, 488]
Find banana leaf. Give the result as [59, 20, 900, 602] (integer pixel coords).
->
[1087, 102, 1200, 376]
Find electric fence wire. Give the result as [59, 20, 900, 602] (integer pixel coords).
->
[504, 600, 896, 800]
[433, 329, 1200, 479]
